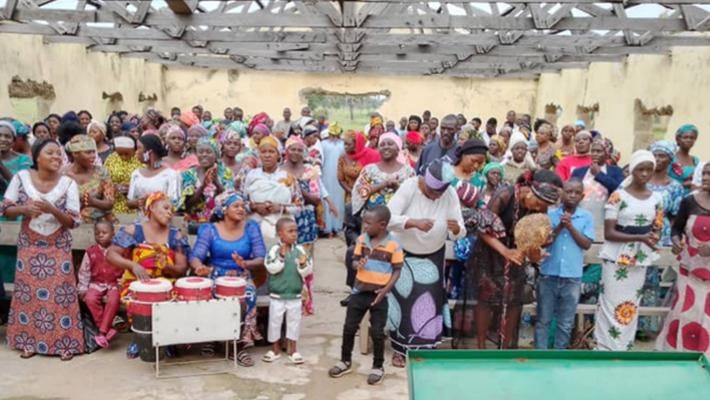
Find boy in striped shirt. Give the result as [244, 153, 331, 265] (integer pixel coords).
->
[329, 205, 403, 385]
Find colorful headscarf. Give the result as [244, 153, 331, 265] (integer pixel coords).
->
[575, 119, 586, 129]
[676, 124, 698, 137]
[196, 137, 220, 157]
[227, 120, 247, 138]
[482, 162, 505, 179]
[10, 120, 29, 136]
[65, 134, 97, 153]
[251, 123, 271, 137]
[166, 124, 186, 140]
[144, 191, 171, 216]
[248, 112, 270, 135]
[370, 116, 384, 127]
[285, 135, 305, 150]
[328, 122, 343, 137]
[345, 130, 380, 167]
[212, 190, 243, 220]
[649, 140, 677, 159]
[180, 111, 199, 128]
[258, 135, 280, 150]
[405, 131, 424, 145]
[425, 159, 455, 192]
[0, 121, 17, 137]
[187, 124, 209, 139]
[144, 109, 163, 127]
[527, 170, 562, 204]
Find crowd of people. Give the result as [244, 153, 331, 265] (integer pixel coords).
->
[0, 105, 708, 385]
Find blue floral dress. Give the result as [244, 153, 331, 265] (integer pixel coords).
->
[189, 220, 266, 346]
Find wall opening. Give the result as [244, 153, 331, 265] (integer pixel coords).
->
[300, 88, 390, 130]
[544, 103, 562, 127]
[632, 99, 673, 151]
[576, 103, 599, 130]
[102, 91, 124, 117]
[7, 76, 55, 122]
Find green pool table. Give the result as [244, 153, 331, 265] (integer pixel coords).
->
[407, 350, 709, 400]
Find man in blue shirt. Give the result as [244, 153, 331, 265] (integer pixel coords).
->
[415, 114, 458, 175]
[535, 178, 594, 349]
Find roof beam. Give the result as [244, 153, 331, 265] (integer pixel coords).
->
[166, 0, 199, 16]
[2, 0, 19, 20]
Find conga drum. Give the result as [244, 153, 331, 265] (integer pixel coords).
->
[174, 277, 213, 301]
[127, 278, 173, 362]
[214, 276, 247, 299]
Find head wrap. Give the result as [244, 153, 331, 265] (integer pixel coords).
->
[378, 131, 402, 151]
[212, 191, 243, 220]
[529, 170, 563, 204]
[509, 135, 528, 151]
[144, 192, 171, 217]
[455, 181, 479, 208]
[258, 135, 280, 151]
[285, 135, 305, 150]
[424, 159, 455, 192]
[303, 125, 319, 138]
[621, 149, 656, 188]
[456, 139, 488, 160]
[180, 111, 199, 128]
[166, 124, 186, 140]
[65, 134, 97, 153]
[114, 135, 135, 149]
[345, 131, 381, 167]
[139, 133, 168, 158]
[144, 109, 163, 127]
[482, 162, 505, 180]
[11, 120, 29, 136]
[248, 112, 270, 135]
[489, 135, 507, 154]
[405, 131, 424, 145]
[596, 137, 614, 158]
[370, 116, 384, 127]
[227, 121, 247, 138]
[0, 121, 17, 137]
[61, 111, 78, 123]
[327, 122, 343, 137]
[649, 140, 677, 159]
[251, 123, 271, 137]
[676, 124, 698, 137]
[121, 122, 138, 133]
[574, 119, 586, 129]
[187, 124, 209, 139]
[196, 137, 220, 158]
[86, 121, 106, 137]
[575, 130, 593, 140]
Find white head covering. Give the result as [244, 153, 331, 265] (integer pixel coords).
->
[0, 121, 16, 137]
[114, 136, 135, 149]
[621, 149, 656, 188]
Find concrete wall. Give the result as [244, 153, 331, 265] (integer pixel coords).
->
[1, 33, 709, 160]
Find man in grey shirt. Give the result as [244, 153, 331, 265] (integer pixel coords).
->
[274, 107, 294, 135]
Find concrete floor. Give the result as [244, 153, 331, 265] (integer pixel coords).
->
[0, 239, 410, 400]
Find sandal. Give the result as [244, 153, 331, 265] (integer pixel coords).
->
[367, 368, 385, 385]
[391, 353, 406, 368]
[60, 352, 74, 362]
[288, 352, 304, 365]
[328, 361, 352, 378]
[236, 350, 255, 367]
[20, 350, 36, 359]
[262, 350, 281, 363]
[200, 343, 216, 357]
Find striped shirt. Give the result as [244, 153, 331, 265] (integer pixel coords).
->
[352, 233, 404, 293]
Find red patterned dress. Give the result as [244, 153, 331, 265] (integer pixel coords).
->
[656, 194, 710, 355]
[1, 170, 84, 356]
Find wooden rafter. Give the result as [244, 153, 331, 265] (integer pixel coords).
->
[1, 0, 709, 77]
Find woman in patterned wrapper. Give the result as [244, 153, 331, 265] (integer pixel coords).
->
[1, 139, 84, 361]
[594, 150, 664, 351]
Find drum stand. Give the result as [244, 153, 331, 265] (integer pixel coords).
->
[151, 298, 242, 379]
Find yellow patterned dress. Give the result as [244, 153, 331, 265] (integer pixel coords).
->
[104, 153, 142, 215]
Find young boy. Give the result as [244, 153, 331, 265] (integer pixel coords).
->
[263, 218, 312, 364]
[535, 178, 594, 349]
[329, 206, 403, 385]
[78, 221, 122, 348]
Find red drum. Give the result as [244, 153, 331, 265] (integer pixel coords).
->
[175, 277, 213, 301]
[214, 276, 247, 299]
[128, 278, 173, 317]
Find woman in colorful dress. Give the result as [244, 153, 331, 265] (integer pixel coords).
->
[127, 134, 181, 215]
[1, 139, 83, 360]
[162, 124, 198, 173]
[481, 162, 505, 206]
[469, 169, 563, 349]
[669, 124, 700, 194]
[337, 131, 380, 209]
[320, 123, 345, 236]
[403, 131, 424, 169]
[190, 191, 267, 366]
[656, 163, 710, 356]
[351, 132, 414, 215]
[594, 150, 664, 351]
[104, 136, 142, 216]
[220, 128, 249, 191]
[533, 121, 557, 170]
[556, 130, 593, 181]
[571, 137, 624, 242]
[387, 160, 466, 367]
[181, 137, 234, 226]
[87, 121, 113, 163]
[65, 135, 115, 224]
